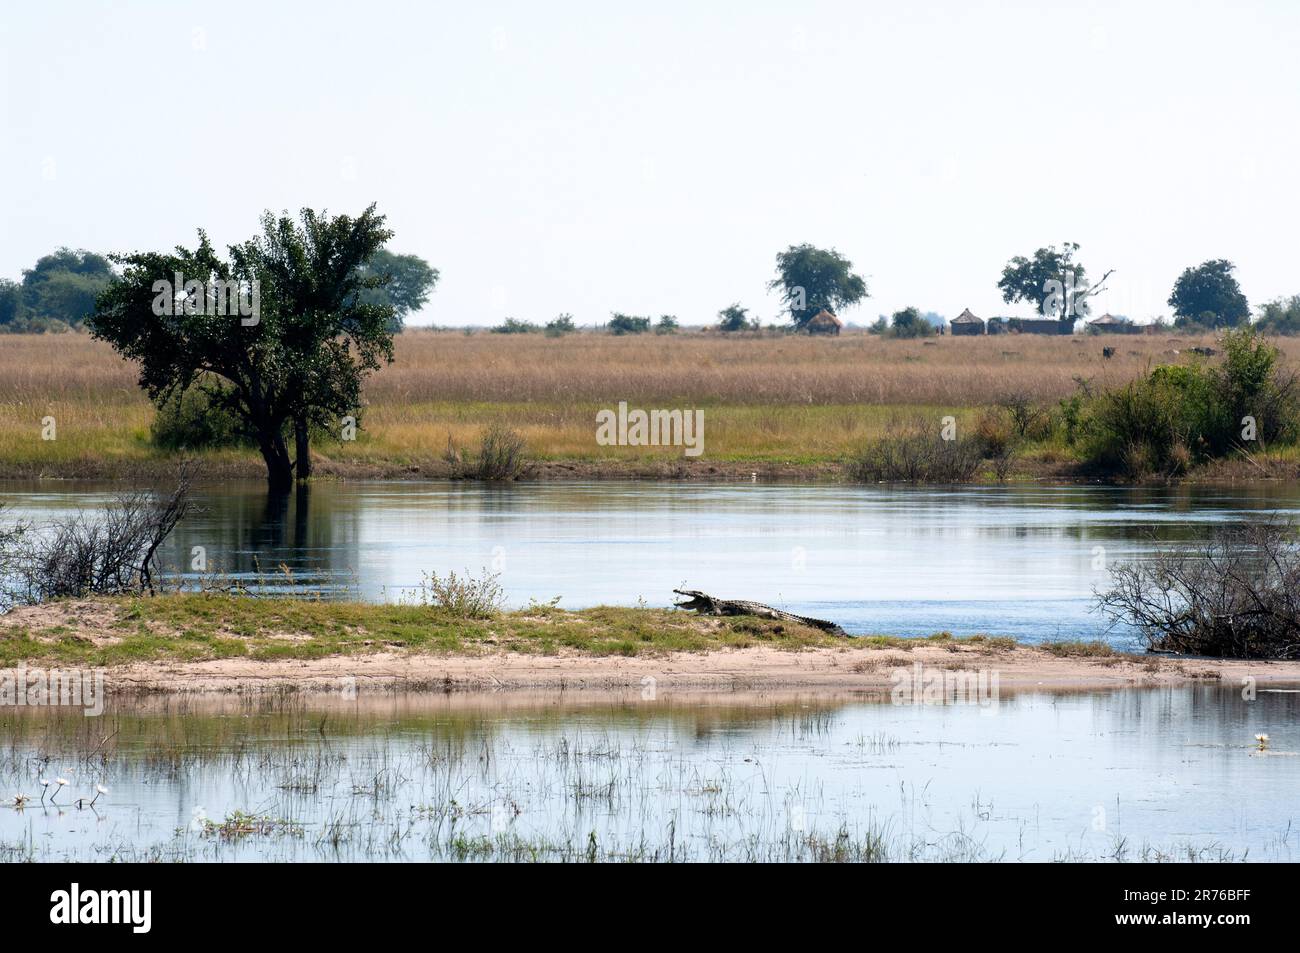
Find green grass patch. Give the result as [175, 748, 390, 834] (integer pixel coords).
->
[0, 593, 1031, 666]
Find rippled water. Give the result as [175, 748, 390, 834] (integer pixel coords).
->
[6, 479, 1300, 644]
[0, 685, 1295, 862]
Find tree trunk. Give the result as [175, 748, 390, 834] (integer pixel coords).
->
[258, 432, 295, 492]
[293, 414, 312, 482]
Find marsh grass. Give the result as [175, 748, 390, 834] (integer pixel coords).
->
[847, 420, 985, 483]
[0, 330, 1255, 477]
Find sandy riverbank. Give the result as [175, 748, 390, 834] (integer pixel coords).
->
[58, 643, 1300, 696]
[5, 595, 1300, 697]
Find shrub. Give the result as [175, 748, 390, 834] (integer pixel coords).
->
[608, 313, 650, 335]
[544, 314, 576, 337]
[717, 304, 753, 332]
[1074, 327, 1298, 478]
[1215, 326, 1298, 447]
[472, 425, 528, 480]
[2, 469, 192, 603]
[972, 409, 1014, 458]
[998, 391, 1049, 439]
[1256, 295, 1300, 336]
[491, 318, 539, 334]
[1075, 376, 1187, 479]
[151, 384, 250, 450]
[888, 307, 935, 339]
[415, 569, 504, 618]
[654, 314, 678, 335]
[1097, 521, 1300, 659]
[847, 421, 984, 483]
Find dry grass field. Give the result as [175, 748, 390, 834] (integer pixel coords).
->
[0, 328, 1264, 479]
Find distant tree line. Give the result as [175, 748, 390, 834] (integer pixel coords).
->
[1, 244, 436, 335]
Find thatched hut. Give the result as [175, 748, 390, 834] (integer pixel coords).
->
[950, 308, 985, 336]
[805, 309, 843, 336]
[1087, 313, 1138, 334]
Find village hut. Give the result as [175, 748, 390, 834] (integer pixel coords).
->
[950, 308, 985, 336]
[1087, 313, 1138, 334]
[805, 309, 843, 336]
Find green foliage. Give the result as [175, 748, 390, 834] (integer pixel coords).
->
[654, 314, 678, 335]
[471, 425, 528, 480]
[492, 317, 540, 334]
[1, 248, 116, 331]
[88, 206, 396, 490]
[999, 244, 1084, 303]
[608, 313, 651, 335]
[768, 244, 868, 329]
[998, 242, 1087, 309]
[0, 279, 25, 327]
[1168, 259, 1249, 328]
[888, 306, 934, 338]
[544, 313, 576, 337]
[150, 383, 251, 450]
[414, 569, 505, 618]
[1215, 326, 1295, 445]
[354, 249, 439, 333]
[717, 303, 753, 332]
[1255, 295, 1300, 335]
[1073, 327, 1296, 478]
[1077, 374, 1195, 479]
[848, 421, 984, 483]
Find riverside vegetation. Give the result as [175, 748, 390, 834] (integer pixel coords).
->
[3, 327, 1300, 484]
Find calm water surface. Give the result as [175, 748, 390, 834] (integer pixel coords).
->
[0, 686, 1295, 862]
[6, 479, 1300, 645]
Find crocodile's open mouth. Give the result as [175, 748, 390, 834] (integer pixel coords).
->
[672, 589, 710, 611]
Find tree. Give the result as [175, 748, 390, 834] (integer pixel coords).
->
[1256, 295, 1300, 336]
[608, 313, 650, 335]
[998, 242, 1111, 329]
[1168, 259, 1249, 329]
[0, 280, 23, 328]
[7, 248, 117, 330]
[654, 314, 678, 335]
[544, 313, 575, 337]
[354, 249, 438, 333]
[89, 205, 396, 491]
[889, 306, 934, 338]
[717, 303, 754, 332]
[768, 244, 868, 329]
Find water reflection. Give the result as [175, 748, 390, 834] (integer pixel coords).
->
[0, 684, 1294, 862]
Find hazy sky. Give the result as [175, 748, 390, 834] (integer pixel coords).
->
[2, 0, 1297, 326]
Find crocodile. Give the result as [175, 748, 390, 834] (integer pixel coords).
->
[672, 589, 848, 637]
